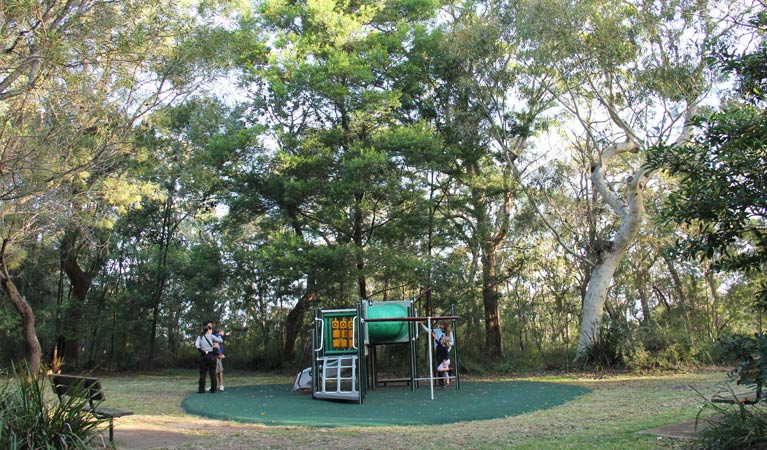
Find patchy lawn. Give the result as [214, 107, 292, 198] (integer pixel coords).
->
[94, 368, 729, 449]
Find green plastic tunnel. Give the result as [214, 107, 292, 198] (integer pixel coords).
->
[367, 303, 409, 342]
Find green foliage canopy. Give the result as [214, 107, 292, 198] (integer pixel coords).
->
[647, 7, 767, 309]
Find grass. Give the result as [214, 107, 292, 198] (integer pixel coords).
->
[89, 368, 734, 449]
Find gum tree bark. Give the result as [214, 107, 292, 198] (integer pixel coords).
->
[575, 140, 646, 356]
[1, 240, 42, 373]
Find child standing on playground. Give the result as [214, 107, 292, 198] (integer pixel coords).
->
[422, 320, 453, 386]
[436, 334, 451, 387]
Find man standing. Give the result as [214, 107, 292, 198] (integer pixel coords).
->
[195, 323, 223, 393]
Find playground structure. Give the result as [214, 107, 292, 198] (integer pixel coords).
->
[305, 288, 459, 403]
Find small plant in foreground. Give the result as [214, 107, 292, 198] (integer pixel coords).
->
[695, 333, 767, 449]
[0, 364, 108, 449]
[695, 401, 767, 449]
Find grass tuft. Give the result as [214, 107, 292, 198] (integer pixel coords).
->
[696, 401, 767, 449]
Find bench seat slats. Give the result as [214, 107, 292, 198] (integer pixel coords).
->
[92, 406, 134, 418]
[711, 391, 763, 404]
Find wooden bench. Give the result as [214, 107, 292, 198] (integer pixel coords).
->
[50, 374, 134, 443]
[711, 389, 763, 405]
[711, 359, 764, 405]
[376, 377, 412, 387]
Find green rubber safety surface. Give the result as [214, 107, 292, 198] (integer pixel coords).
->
[181, 381, 590, 427]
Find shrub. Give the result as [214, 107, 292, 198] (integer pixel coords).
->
[696, 402, 767, 449]
[695, 332, 767, 449]
[451, 353, 487, 375]
[721, 332, 767, 390]
[580, 322, 627, 370]
[538, 345, 577, 371]
[622, 321, 699, 370]
[710, 332, 760, 365]
[0, 364, 107, 449]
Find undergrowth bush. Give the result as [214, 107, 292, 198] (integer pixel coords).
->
[445, 351, 486, 375]
[695, 332, 767, 449]
[580, 322, 627, 370]
[710, 332, 763, 365]
[496, 351, 537, 373]
[0, 364, 107, 449]
[539, 345, 577, 371]
[580, 318, 712, 371]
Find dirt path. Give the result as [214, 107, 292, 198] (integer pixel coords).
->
[99, 413, 705, 450]
[101, 415, 350, 450]
[98, 415, 244, 450]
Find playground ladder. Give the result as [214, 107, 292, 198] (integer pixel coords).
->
[313, 354, 360, 401]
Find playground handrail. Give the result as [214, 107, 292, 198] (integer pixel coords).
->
[314, 318, 324, 352]
[352, 315, 358, 349]
[362, 315, 460, 323]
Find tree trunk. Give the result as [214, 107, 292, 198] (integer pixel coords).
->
[705, 269, 721, 340]
[575, 142, 648, 359]
[635, 265, 652, 325]
[167, 299, 177, 357]
[482, 249, 503, 357]
[466, 159, 510, 359]
[147, 301, 162, 368]
[59, 228, 99, 368]
[283, 207, 317, 362]
[353, 190, 368, 299]
[577, 247, 625, 357]
[283, 284, 317, 361]
[3, 277, 42, 373]
[0, 244, 42, 373]
[109, 311, 116, 371]
[147, 195, 175, 369]
[663, 254, 691, 329]
[85, 288, 109, 367]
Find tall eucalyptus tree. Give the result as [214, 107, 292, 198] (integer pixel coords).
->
[128, 99, 254, 368]
[518, 0, 747, 359]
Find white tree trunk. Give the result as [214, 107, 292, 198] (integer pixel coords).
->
[575, 144, 648, 359]
[573, 103, 697, 359]
[575, 227, 642, 357]
[576, 251, 621, 355]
